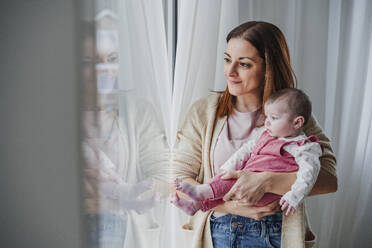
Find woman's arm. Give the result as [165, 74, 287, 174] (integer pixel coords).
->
[266, 166, 337, 196]
[213, 198, 281, 220]
[222, 162, 337, 205]
[221, 170, 296, 203]
[308, 169, 337, 195]
[303, 115, 338, 194]
[175, 177, 281, 220]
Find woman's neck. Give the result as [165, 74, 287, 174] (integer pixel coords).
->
[235, 94, 261, 112]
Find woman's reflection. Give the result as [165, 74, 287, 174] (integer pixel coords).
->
[81, 9, 170, 248]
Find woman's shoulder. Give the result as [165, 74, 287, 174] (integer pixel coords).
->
[182, 92, 222, 127]
[189, 92, 222, 113]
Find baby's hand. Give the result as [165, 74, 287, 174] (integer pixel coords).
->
[279, 198, 296, 216]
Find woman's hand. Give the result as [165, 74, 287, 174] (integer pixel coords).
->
[221, 170, 270, 205]
[215, 199, 281, 220]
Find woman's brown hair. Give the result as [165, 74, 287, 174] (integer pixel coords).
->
[216, 21, 296, 118]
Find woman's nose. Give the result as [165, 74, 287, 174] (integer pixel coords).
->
[226, 63, 238, 76]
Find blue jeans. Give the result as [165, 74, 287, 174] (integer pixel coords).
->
[210, 212, 282, 248]
[85, 212, 127, 248]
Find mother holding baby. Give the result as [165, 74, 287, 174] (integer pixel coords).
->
[171, 21, 337, 248]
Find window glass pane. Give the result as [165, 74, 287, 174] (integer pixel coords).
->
[80, 1, 172, 247]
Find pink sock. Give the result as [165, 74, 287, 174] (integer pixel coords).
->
[170, 192, 202, 216]
[174, 178, 214, 201]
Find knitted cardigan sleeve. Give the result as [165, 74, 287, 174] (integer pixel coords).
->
[303, 115, 337, 177]
[171, 100, 206, 180]
[171, 94, 220, 181]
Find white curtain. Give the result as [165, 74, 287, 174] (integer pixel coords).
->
[118, 0, 172, 138]
[170, 2, 239, 247]
[117, 1, 175, 247]
[171, 0, 239, 140]
[316, 0, 372, 247]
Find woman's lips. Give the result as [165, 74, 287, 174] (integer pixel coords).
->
[228, 80, 242, 85]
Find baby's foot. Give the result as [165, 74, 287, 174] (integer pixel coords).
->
[170, 192, 202, 216]
[174, 178, 214, 201]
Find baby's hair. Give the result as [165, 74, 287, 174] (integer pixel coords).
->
[266, 88, 312, 125]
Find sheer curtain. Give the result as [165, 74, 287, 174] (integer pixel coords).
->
[317, 0, 372, 247]
[116, 1, 173, 247]
[170, 2, 239, 246]
[117, 0, 172, 136]
[171, 0, 239, 138]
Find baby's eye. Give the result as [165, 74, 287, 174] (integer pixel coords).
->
[271, 116, 278, 120]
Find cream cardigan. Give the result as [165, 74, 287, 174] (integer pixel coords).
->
[172, 93, 337, 248]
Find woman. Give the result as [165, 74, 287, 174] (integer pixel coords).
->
[172, 21, 337, 248]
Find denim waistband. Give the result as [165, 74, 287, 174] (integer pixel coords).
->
[211, 211, 282, 223]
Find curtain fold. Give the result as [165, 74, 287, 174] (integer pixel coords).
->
[172, 0, 229, 141]
[170, 2, 238, 247]
[118, 0, 172, 140]
[318, 0, 372, 247]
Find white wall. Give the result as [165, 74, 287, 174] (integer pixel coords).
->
[0, 1, 83, 247]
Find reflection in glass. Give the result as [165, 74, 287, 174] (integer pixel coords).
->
[81, 4, 171, 248]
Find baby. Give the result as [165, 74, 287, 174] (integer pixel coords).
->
[171, 88, 322, 216]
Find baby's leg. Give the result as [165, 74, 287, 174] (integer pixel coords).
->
[208, 174, 236, 199]
[174, 178, 214, 201]
[170, 192, 202, 216]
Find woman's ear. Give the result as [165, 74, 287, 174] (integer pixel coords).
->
[293, 116, 305, 130]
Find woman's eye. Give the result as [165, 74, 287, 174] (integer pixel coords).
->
[240, 63, 251, 68]
[223, 57, 231, 63]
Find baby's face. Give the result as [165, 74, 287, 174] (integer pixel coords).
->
[264, 100, 298, 138]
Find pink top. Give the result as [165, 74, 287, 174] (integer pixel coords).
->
[213, 108, 264, 175]
[212, 108, 264, 216]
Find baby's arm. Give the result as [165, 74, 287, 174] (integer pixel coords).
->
[220, 139, 256, 172]
[280, 141, 322, 215]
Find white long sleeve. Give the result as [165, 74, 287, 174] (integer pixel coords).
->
[220, 139, 256, 171]
[281, 140, 322, 209]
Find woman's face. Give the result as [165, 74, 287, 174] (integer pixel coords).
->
[224, 38, 265, 98]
